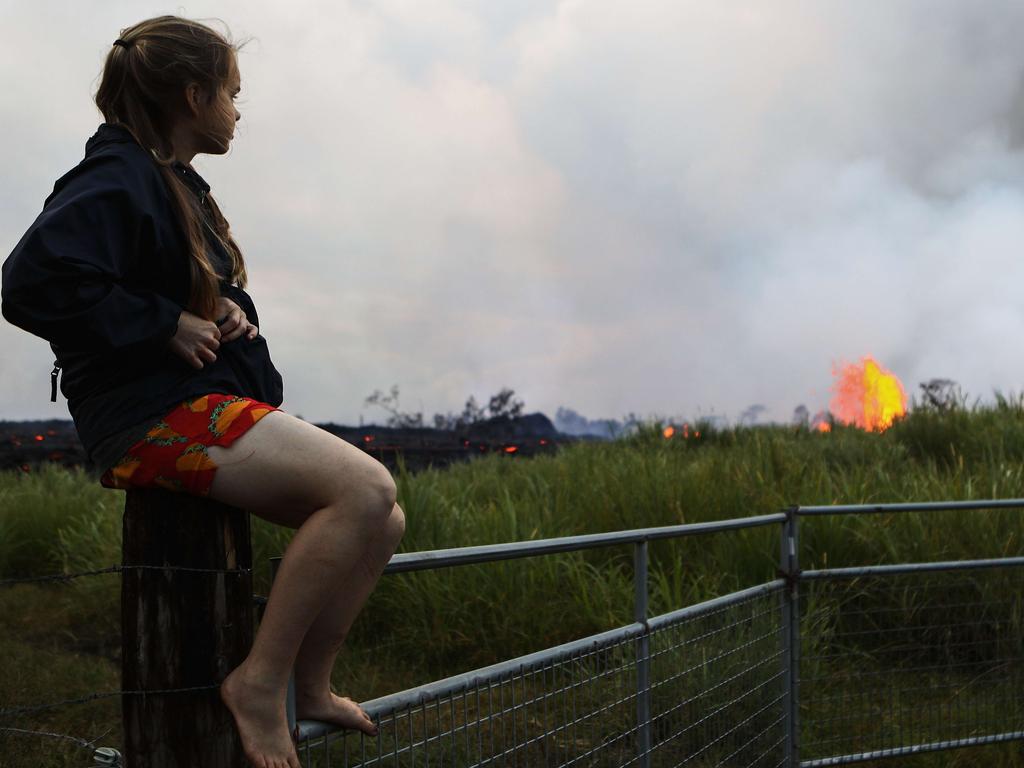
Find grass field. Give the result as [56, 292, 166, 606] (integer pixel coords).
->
[4, 401, 1024, 765]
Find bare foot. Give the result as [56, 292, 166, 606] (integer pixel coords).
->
[221, 664, 301, 768]
[295, 687, 379, 738]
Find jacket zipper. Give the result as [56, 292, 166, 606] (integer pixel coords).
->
[50, 359, 61, 402]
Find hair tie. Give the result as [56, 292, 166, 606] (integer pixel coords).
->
[113, 38, 133, 49]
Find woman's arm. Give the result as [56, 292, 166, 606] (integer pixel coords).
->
[1, 156, 183, 354]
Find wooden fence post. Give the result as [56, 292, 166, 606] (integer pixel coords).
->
[121, 489, 253, 767]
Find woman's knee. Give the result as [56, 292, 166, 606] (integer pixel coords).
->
[388, 503, 407, 542]
[364, 462, 397, 513]
[327, 460, 396, 524]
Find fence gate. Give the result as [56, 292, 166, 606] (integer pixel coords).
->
[795, 500, 1024, 767]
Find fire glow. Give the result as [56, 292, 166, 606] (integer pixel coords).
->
[829, 356, 907, 432]
[663, 424, 699, 440]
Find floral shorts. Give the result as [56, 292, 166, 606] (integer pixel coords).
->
[99, 393, 283, 497]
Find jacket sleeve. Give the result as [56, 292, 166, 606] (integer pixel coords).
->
[1, 157, 183, 354]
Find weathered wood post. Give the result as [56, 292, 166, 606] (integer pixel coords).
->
[121, 488, 253, 767]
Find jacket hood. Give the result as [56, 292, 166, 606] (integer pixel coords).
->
[85, 123, 211, 199]
[85, 122, 139, 156]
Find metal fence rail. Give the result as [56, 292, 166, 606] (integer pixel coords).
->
[286, 500, 1024, 768]
[294, 583, 789, 767]
[296, 637, 635, 765]
[7, 500, 1024, 766]
[284, 516, 790, 767]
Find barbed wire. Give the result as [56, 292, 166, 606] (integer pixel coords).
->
[0, 683, 223, 720]
[0, 563, 252, 587]
[0, 724, 115, 751]
[1, 563, 268, 723]
[0, 725, 94, 749]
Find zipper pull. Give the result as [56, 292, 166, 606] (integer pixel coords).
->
[50, 360, 61, 402]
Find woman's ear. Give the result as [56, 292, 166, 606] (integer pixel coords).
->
[183, 81, 205, 119]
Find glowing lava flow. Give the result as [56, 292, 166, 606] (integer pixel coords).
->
[830, 356, 907, 431]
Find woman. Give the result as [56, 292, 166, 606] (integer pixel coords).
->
[1, 15, 404, 768]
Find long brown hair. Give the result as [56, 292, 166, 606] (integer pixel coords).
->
[94, 15, 253, 321]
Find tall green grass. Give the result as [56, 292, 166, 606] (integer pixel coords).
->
[5, 401, 1024, 765]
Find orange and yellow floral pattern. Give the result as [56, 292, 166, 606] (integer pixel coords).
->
[99, 393, 282, 496]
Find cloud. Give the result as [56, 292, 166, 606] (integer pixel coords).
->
[3, 1, 1024, 427]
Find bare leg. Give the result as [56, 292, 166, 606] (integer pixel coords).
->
[291, 502, 406, 728]
[200, 411, 399, 768]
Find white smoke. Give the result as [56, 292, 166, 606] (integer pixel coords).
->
[3, 1, 1024, 424]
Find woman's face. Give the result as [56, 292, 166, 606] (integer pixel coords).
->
[194, 56, 241, 155]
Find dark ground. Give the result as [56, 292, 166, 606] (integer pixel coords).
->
[0, 411, 601, 477]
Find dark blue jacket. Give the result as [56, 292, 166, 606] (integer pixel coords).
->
[1, 123, 284, 463]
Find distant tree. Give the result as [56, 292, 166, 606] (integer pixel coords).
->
[792, 404, 809, 427]
[431, 396, 483, 431]
[363, 385, 424, 428]
[919, 379, 960, 411]
[739, 404, 767, 426]
[487, 388, 525, 420]
[459, 395, 487, 426]
[367, 385, 525, 431]
[617, 412, 643, 438]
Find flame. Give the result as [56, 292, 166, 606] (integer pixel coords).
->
[816, 421, 831, 433]
[663, 424, 698, 439]
[504, 446, 518, 453]
[362, 435, 374, 443]
[34, 435, 44, 441]
[830, 356, 907, 431]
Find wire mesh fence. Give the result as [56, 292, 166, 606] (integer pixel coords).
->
[799, 567, 1024, 766]
[0, 564, 241, 767]
[8, 502, 1024, 767]
[293, 582, 789, 768]
[299, 637, 643, 767]
[643, 584, 787, 768]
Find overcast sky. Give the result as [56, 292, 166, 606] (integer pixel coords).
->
[4, 1, 1024, 427]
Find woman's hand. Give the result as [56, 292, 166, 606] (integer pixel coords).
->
[214, 296, 258, 343]
[167, 310, 221, 370]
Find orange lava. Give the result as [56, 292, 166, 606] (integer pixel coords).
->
[830, 356, 907, 431]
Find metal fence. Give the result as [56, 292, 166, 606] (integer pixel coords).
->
[287, 500, 1024, 768]
[796, 501, 1024, 766]
[5, 500, 1024, 766]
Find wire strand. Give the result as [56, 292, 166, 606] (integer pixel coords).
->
[0, 684, 222, 719]
[0, 563, 251, 587]
[0, 724, 114, 751]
